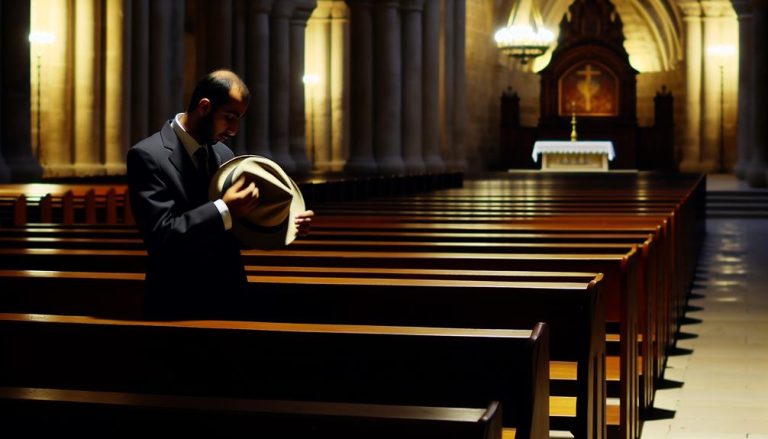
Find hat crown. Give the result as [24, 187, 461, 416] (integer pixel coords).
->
[209, 155, 305, 249]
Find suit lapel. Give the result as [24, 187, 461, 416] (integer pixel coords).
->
[160, 121, 199, 204]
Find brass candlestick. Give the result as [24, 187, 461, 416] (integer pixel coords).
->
[570, 101, 578, 142]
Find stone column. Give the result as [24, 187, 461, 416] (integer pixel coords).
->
[733, 0, 752, 179]
[304, 1, 331, 171]
[678, 1, 703, 172]
[422, 0, 444, 171]
[374, 0, 404, 174]
[344, 0, 377, 173]
[246, 0, 273, 157]
[232, 0, 248, 155]
[1, 0, 42, 181]
[73, 0, 104, 175]
[748, 0, 768, 187]
[270, 0, 296, 172]
[130, 0, 150, 144]
[329, 1, 349, 171]
[401, 0, 426, 173]
[148, 0, 184, 130]
[104, 0, 131, 175]
[289, 0, 316, 174]
[0, 1, 6, 181]
[700, 1, 726, 172]
[201, 0, 233, 73]
[452, 0, 467, 170]
[440, 0, 455, 168]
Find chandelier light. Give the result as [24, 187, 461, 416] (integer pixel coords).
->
[494, 0, 553, 63]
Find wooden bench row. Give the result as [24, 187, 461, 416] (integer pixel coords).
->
[0, 387, 503, 439]
[0, 172, 706, 439]
[0, 268, 604, 439]
[0, 313, 545, 438]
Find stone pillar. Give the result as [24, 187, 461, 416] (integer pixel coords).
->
[232, 0, 248, 156]
[345, 0, 377, 173]
[452, 0, 467, 170]
[289, 0, 316, 174]
[401, 0, 426, 173]
[270, 0, 296, 172]
[305, 1, 331, 171]
[130, 0, 150, 144]
[1, 0, 42, 181]
[700, 1, 726, 172]
[246, 0, 273, 157]
[733, 0, 752, 179]
[200, 0, 233, 73]
[104, 0, 131, 175]
[305, 0, 334, 174]
[422, 0, 444, 171]
[748, 0, 768, 187]
[73, 0, 104, 175]
[148, 0, 184, 130]
[39, 0, 75, 177]
[0, 1, 7, 181]
[329, 1, 349, 172]
[440, 0, 455, 168]
[374, 0, 404, 174]
[678, 1, 703, 172]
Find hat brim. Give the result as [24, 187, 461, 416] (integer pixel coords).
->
[209, 155, 305, 250]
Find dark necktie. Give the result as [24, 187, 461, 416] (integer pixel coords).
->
[194, 146, 211, 190]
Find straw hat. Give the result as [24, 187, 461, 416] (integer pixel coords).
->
[209, 155, 305, 249]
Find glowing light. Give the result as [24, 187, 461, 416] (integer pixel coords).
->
[302, 74, 320, 85]
[494, 0, 553, 63]
[28, 31, 55, 45]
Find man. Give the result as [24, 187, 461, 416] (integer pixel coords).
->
[127, 70, 313, 319]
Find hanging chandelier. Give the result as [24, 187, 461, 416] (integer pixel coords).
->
[494, 0, 554, 63]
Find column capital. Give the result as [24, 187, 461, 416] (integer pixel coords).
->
[677, 1, 702, 18]
[330, 0, 349, 18]
[272, 0, 296, 19]
[292, 0, 317, 21]
[375, 0, 401, 9]
[700, 1, 728, 17]
[731, 0, 752, 18]
[400, 0, 425, 12]
[313, 1, 334, 19]
[345, 0, 373, 8]
[250, 0, 273, 14]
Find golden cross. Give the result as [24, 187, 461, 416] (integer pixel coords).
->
[576, 64, 601, 112]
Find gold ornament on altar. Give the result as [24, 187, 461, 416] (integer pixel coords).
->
[570, 101, 578, 142]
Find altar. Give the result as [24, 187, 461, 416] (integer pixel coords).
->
[532, 141, 615, 172]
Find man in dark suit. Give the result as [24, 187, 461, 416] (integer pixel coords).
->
[127, 70, 313, 319]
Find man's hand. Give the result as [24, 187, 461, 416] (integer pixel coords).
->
[294, 210, 314, 237]
[222, 176, 260, 219]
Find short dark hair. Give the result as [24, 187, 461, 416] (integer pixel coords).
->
[186, 70, 250, 113]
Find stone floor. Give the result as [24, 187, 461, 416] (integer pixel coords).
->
[640, 174, 768, 438]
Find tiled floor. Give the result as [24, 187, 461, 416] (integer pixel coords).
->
[640, 215, 768, 438]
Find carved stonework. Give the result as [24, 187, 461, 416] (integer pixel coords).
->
[677, 1, 703, 18]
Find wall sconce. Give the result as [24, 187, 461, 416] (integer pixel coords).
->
[302, 74, 320, 168]
[28, 31, 55, 161]
[706, 44, 735, 173]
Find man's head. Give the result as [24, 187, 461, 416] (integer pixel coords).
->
[185, 70, 250, 145]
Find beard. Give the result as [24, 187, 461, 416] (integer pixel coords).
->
[198, 112, 216, 145]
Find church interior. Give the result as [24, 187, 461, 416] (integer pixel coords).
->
[0, 0, 767, 438]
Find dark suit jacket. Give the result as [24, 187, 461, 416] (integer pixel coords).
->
[127, 120, 247, 320]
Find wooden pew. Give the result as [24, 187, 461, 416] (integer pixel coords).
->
[0, 269, 603, 439]
[0, 387, 504, 439]
[0, 314, 548, 439]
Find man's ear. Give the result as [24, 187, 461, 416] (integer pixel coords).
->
[198, 98, 212, 115]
